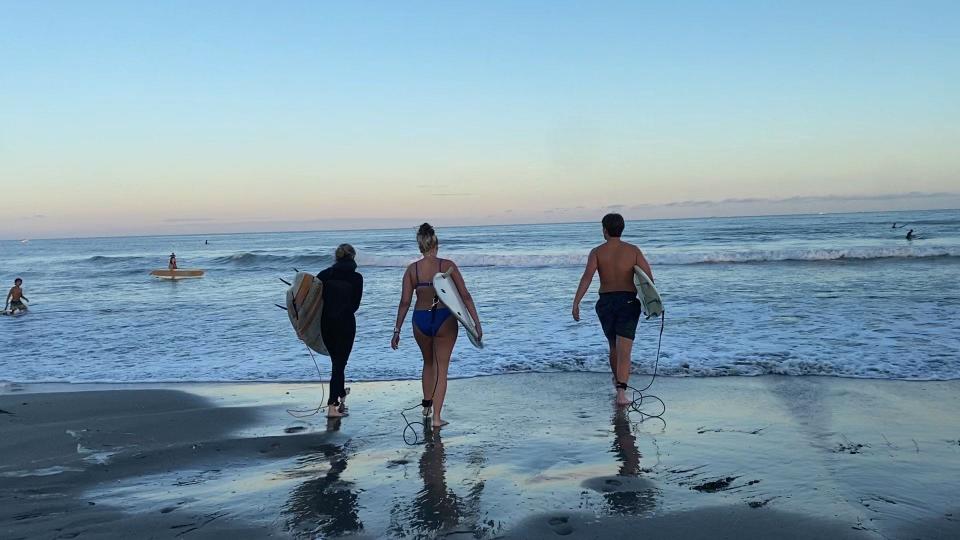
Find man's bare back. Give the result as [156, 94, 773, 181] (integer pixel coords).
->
[594, 239, 653, 293]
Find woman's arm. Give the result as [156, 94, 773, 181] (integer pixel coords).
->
[352, 274, 363, 313]
[448, 262, 482, 339]
[391, 267, 414, 349]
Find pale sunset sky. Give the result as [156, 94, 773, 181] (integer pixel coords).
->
[1, 1, 958, 239]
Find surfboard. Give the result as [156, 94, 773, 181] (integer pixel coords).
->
[633, 266, 663, 319]
[2, 304, 27, 317]
[433, 269, 483, 348]
[150, 269, 205, 280]
[285, 272, 329, 356]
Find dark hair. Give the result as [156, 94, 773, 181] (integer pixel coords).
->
[602, 213, 625, 237]
[14, 278, 22, 284]
[335, 243, 356, 261]
[417, 222, 438, 253]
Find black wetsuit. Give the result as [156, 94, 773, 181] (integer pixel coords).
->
[317, 259, 363, 406]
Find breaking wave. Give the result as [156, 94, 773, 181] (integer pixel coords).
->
[210, 246, 960, 269]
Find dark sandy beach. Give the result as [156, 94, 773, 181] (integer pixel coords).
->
[2, 374, 958, 539]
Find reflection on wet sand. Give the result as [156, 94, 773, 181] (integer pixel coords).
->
[283, 435, 363, 538]
[605, 409, 658, 515]
[390, 426, 486, 537]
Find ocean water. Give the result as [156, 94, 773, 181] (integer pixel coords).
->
[1, 210, 958, 383]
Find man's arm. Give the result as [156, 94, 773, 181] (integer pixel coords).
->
[4, 289, 10, 309]
[572, 249, 599, 321]
[635, 248, 653, 282]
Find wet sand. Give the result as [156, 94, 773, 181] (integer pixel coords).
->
[1, 374, 958, 539]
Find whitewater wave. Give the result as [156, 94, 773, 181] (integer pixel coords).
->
[213, 252, 334, 266]
[83, 255, 150, 265]
[652, 245, 960, 265]
[209, 246, 960, 269]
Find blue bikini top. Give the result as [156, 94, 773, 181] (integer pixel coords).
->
[414, 259, 442, 288]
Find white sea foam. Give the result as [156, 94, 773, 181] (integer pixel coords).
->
[356, 246, 960, 268]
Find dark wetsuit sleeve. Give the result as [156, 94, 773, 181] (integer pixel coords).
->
[351, 273, 363, 313]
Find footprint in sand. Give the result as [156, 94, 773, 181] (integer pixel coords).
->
[547, 516, 574, 536]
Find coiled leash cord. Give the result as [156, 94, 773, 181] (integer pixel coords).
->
[620, 312, 666, 425]
[286, 343, 328, 419]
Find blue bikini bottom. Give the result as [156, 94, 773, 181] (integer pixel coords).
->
[412, 308, 452, 337]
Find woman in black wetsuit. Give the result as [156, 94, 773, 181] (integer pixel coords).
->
[317, 244, 363, 418]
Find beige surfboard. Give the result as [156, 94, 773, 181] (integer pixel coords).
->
[150, 269, 205, 280]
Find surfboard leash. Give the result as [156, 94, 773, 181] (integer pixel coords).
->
[286, 342, 328, 419]
[623, 311, 666, 425]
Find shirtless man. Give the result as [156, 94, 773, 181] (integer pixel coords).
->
[5, 278, 29, 314]
[572, 213, 654, 406]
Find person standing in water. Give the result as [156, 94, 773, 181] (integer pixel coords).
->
[391, 223, 482, 428]
[5, 278, 29, 314]
[572, 213, 654, 406]
[316, 244, 363, 418]
[168, 253, 178, 270]
[906, 229, 916, 241]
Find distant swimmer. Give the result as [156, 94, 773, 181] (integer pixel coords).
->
[316, 244, 363, 418]
[168, 252, 178, 270]
[906, 229, 915, 241]
[5, 278, 29, 314]
[892, 222, 906, 229]
[572, 213, 654, 407]
[204, 240, 209, 245]
[391, 223, 482, 428]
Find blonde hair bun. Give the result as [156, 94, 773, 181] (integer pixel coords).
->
[417, 223, 438, 253]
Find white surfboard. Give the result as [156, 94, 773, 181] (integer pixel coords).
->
[633, 266, 663, 319]
[150, 269, 205, 280]
[433, 270, 483, 348]
[2, 302, 28, 316]
[285, 272, 329, 356]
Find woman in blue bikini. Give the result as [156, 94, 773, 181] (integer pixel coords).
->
[391, 223, 482, 428]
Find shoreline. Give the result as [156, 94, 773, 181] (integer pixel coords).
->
[2, 373, 958, 538]
[6, 371, 960, 393]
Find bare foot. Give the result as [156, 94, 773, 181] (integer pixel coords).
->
[616, 389, 631, 407]
[432, 418, 449, 428]
[326, 405, 347, 418]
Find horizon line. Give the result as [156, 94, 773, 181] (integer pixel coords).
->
[3, 206, 955, 243]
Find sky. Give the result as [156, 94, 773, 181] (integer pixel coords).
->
[1, 1, 958, 239]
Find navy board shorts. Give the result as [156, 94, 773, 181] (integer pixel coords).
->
[595, 291, 642, 342]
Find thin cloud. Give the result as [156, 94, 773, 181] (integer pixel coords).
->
[163, 217, 217, 223]
[630, 191, 959, 210]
